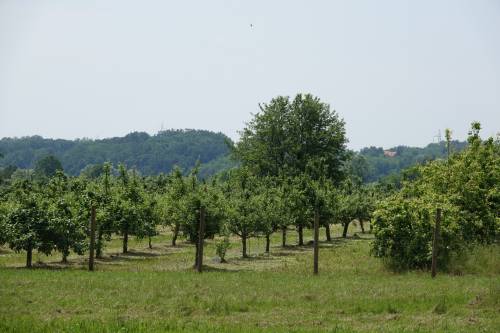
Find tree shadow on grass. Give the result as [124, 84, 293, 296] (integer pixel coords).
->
[119, 250, 161, 257]
[199, 265, 242, 273]
[233, 254, 277, 262]
[277, 245, 311, 252]
[8, 261, 83, 271]
[97, 247, 183, 262]
[349, 233, 374, 241]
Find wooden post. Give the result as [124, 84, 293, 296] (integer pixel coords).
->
[196, 206, 206, 273]
[89, 205, 96, 272]
[313, 207, 319, 275]
[431, 208, 441, 278]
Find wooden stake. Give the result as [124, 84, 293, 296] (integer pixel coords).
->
[196, 206, 206, 273]
[313, 207, 319, 275]
[431, 208, 441, 278]
[89, 205, 96, 272]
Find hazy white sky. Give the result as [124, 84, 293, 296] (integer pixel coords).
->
[1, 0, 499, 149]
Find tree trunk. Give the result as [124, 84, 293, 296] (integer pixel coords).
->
[325, 224, 332, 242]
[123, 230, 128, 254]
[148, 236, 152, 249]
[369, 221, 373, 233]
[89, 206, 96, 271]
[96, 228, 103, 258]
[281, 226, 287, 247]
[26, 245, 33, 268]
[360, 219, 365, 233]
[196, 206, 206, 273]
[242, 234, 248, 258]
[62, 249, 68, 263]
[298, 225, 304, 246]
[265, 234, 270, 253]
[313, 208, 319, 275]
[172, 223, 179, 246]
[342, 221, 350, 238]
[194, 242, 199, 268]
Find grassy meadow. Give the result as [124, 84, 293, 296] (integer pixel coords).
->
[1, 224, 499, 333]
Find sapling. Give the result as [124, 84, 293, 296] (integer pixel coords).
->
[215, 237, 230, 263]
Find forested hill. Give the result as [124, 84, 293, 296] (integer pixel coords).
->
[359, 140, 468, 182]
[0, 130, 467, 181]
[0, 130, 234, 177]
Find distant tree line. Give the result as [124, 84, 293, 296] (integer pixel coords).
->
[0, 129, 468, 186]
[357, 140, 468, 183]
[0, 129, 235, 178]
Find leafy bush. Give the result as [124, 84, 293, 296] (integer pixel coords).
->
[371, 123, 499, 270]
[371, 197, 462, 270]
[215, 237, 230, 263]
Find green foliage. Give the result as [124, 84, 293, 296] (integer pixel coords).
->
[0, 200, 9, 246]
[282, 175, 314, 235]
[358, 140, 468, 183]
[107, 165, 161, 252]
[221, 172, 287, 254]
[0, 130, 233, 177]
[215, 237, 230, 263]
[34, 155, 63, 180]
[372, 123, 500, 270]
[224, 168, 268, 256]
[158, 167, 188, 245]
[257, 178, 286, 237]
[79, 163, 105, 179]
[233, 94, 350, 248]
[234, 94, 348, 182]
[0, 165, 17, 185]
[198, 155, 238, 180]
[45, 172, 88, 261]
[2, 180, 54, 265]
[173, 169, 225, 245]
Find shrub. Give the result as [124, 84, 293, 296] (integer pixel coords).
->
[215, 237, 230, 263]
[371, 123, 499, 270]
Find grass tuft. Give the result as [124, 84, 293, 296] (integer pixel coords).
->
[432, 298, 448, 315]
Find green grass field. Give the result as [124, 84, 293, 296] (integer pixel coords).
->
[1, 225, 499, 333]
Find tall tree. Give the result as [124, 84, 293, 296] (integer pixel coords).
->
[286, 94, 348, 182]
[233, 96, 290, 178]
[234, 94, 348, 245]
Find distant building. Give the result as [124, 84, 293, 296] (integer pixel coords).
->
[384, 150, 397, 157]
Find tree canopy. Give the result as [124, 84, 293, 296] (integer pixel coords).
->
[0, 130, 235, 177]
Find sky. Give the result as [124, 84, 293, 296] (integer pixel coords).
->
[0, 0, 499, 150]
